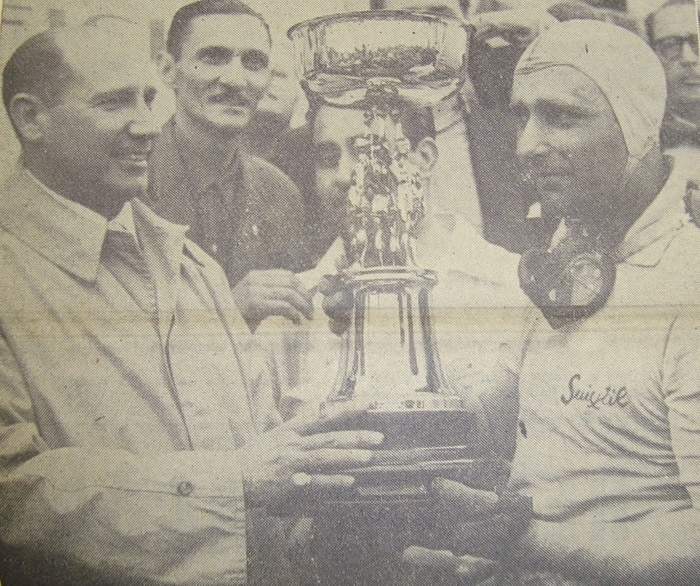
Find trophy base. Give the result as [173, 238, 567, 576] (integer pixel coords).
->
[291, 457, 511, 586]
[319, 391, 477, 450]
[277, 398, 499, 518]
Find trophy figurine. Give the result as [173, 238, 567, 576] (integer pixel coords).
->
[286, 12, 503, 585]
[289, 8, 481, 466]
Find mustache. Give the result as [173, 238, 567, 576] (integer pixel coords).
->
[208, 88, 252, 106]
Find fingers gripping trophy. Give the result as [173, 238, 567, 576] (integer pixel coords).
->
[285, 11, 509, 586]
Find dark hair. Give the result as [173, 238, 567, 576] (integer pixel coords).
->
[307, 97, 436, 148]
[166, 0, 270, 60]
[645, 0, 696, 43]
[2, 30, 77, 128]
[369, 0, 470, 18]
[548, 1, 639, 33]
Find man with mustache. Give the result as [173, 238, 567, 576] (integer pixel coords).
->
[148, 0, 313, 331]
[0, 19, 382, 585]
[646, 0, 700, 152]
[403, 20, 700, 585]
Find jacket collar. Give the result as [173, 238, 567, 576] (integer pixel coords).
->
[0, 170, 205, 283]
[0, 170, 108, 282]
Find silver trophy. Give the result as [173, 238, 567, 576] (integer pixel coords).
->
[286, 13, 502, 585]
[289, 11, 476, 451]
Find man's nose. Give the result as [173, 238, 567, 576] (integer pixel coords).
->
[680, 38, 699, 64]
[219, 57, 247, 87]
[516, 118, 549, 160]
[335, 152, 355, 190]
[128, 101, 160, 139]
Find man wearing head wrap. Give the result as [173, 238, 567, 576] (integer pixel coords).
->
[403, 19, 700, 586]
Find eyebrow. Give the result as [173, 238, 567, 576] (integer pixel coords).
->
[196, 45, 268, 55]
[90, 88, 136, 101]
[195, 45, 232, 56]
[89, 86, 157, 103]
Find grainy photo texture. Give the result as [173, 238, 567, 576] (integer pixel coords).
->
[0, 0, 698, 585]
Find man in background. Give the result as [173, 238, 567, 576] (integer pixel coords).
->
[148, 0, 314, 330]
[273, 0, 544, 260]
[646, 0, 700, 152]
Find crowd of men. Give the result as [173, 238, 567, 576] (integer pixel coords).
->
[0, 0, 698, 584]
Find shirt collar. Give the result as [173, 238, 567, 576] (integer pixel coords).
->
[169, 117, 242, 195]
[109, 200, 138, 240]
[615, 155, 689, 267]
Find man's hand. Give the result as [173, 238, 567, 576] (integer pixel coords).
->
[402, 546, 501, 585]
[232, 269, 313, 328]
[239, 427, 383, 509]
[405, 478, 531, 562]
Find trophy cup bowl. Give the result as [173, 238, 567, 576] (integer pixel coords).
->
[288, 10, 472, 106]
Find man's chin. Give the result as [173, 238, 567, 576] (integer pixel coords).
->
[103, 177, 148, 201]
[539, 192, 573, 225]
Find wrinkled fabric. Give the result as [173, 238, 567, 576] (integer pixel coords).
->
[0, 171, 282, 584]
[508, 157, 700, 522]
[147, 118, 309, 286]
[515, 20, 666, 169]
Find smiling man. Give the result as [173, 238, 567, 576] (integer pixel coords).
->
[148, 0, 312, 330]
[0, 19, 383, 586]
[1, 22, 158, 219]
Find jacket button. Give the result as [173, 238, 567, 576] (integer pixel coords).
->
[177, 481, 194, 496]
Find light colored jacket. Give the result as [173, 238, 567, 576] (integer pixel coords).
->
[0, 171, 280, 584]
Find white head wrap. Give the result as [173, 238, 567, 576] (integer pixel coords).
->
[515, 20, 667, 171]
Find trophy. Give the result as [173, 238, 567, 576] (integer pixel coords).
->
[286, 12, 505, 585]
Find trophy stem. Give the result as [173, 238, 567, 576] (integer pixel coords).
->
[329, 267, 448, 404]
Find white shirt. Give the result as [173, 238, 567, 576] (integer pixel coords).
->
[508, 158, 700, 522]
[430, 93, 483, 233]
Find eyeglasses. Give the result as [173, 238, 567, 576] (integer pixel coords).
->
[653, 34, 699, 61]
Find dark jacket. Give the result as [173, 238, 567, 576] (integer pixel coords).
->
[146, 118, 309, 286]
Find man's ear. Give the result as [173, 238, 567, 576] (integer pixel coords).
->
[158, 51, 177, 87]
[409, 137, 439, 176]
[9, 93, 47, 143]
